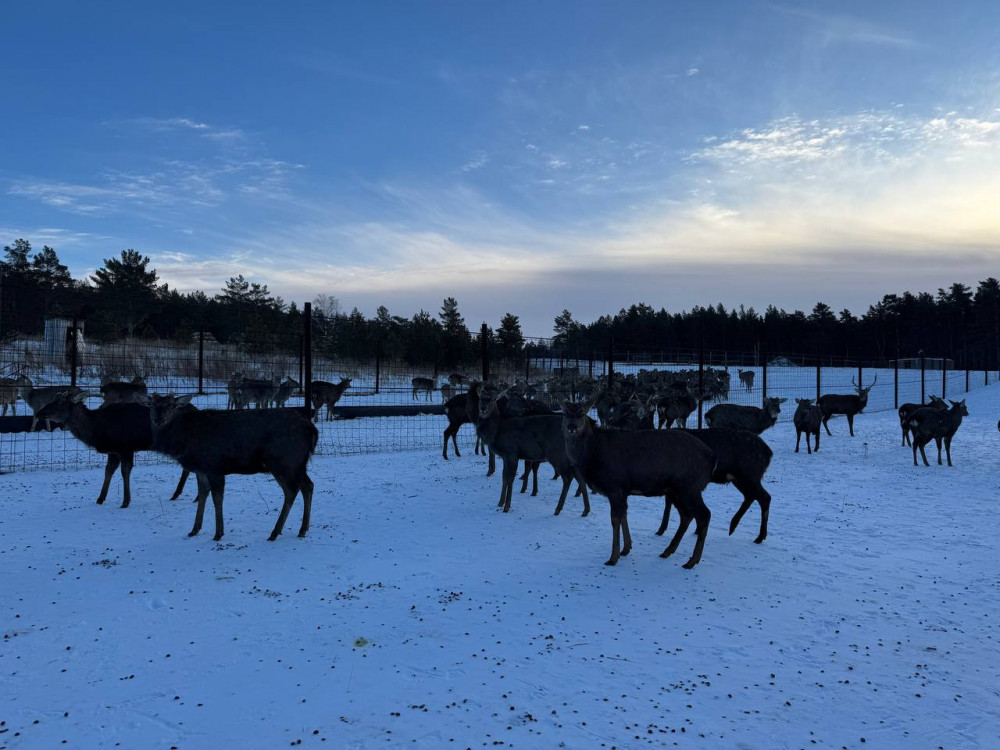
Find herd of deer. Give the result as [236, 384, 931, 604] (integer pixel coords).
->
[0, 367, 975, 569]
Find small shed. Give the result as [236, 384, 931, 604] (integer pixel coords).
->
[892, 357, 954, 371]
[43, 317, 86, 362]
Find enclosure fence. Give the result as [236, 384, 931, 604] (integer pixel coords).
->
[1, 312, 997, 473]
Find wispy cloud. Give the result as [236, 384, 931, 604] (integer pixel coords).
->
[130, 117, 246, 140]
[457, 150, 490, 173]
[771, 5, 920, 48]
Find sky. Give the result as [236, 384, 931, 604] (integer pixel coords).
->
[2, 0, 1000, 335]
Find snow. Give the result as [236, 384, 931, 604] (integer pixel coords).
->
[2, 384, 999, 748]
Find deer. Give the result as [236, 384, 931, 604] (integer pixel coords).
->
[0, 375, 25, 416]
[658, 428, 773, 545]
[656, 384, 697, 429]
[792, 398, 822, 454]
[898, 395, 947, 447]
[272, 377, 300, 408]
[140, 393, 318, 541]
[99, 375, 147, 405]
[447, 373, 469, 390]
[737, 369, 755, 392]
[227, 372, 246, 410]
[310, 378, 351, 420]
[240, 375, 280, 409]
[704, 397, 786, 435]
[17, 376, 84, 431]
[34, 391, 193, 507]
[477, 390, 590, 517]
[818, 375, 877, 436]
[561, 398, 715, 569]
[411, 376, 434, 401]
[909, 399, 968, 467]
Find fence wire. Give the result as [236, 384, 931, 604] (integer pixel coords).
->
[1, 329, 997, 473]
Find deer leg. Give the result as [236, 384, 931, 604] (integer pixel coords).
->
[620, 503, 632, 557]
[814, 430, 820, 452]
[451, 426, 461, 458]
[917, 439, 930, 467]
[945, 436, 953, 467]
[605, 493, 627, 566]
[210, 476, 226, 541]
[660, 509, 692, 559]
[553, 474, 572, 515]
[189, 473, 211, 537]
[795, 429, 801, 453]
[519, 462, 531, 494]
[297, 474, 314, 538]
[655, 496, 672, 536]
[96, 454, 121, 505]
[530, 462, 539, 496]
[822, 415, 833, 436]
[847, 414, 855, 436]
[119, 453, 135, 508]
[683, 494, 712, 569]
[935, 436, 943, 465]
[169, 470, 190, 501]
[487, 447, 496, 476]
[731, 480, 770, 544]
[269, 475, 298, 541]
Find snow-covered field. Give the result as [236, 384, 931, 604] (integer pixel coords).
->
[2, 385, 999, 749]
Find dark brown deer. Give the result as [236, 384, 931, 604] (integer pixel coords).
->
[34, 391, 192, 507]
[561, 399, 715, 569]
[142, 394, 318, 541]
[737, 369, 755, 392]
[99, 375, 147, 405]
[909, 399, 968, 467]
[792, 398, 822, 454]
[658, 428, 773, 544]
[818, 375, 877, 436]
[311, 378, 351, 420]
[411, 376, 434, 401]
[477, 391, 590, 517]
[898, 395, 947, 446]
[704, 397, 785, 434]
[656, 384, 697, 429]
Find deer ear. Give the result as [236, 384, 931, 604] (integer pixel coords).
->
[778, 398, 787, 403]
[176, 394, 194, 407]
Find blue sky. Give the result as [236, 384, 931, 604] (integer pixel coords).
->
[2, 1, 999, 334]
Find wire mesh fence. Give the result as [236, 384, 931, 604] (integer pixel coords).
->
[1, 313, 997, 473]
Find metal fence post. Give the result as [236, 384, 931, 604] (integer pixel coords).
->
[481, 322, 490, 383]
[920, 352, 926, 404]
[815, 359, 821, 401]
[761, 349, 768, 404]
[375, 339, 381, 395]
[303, 303, 312, 419]
[697, 346, 704, 429]
[69, 316, 78, 387]
[607, 336, 614, 383]
[857, 361, 863, 391]
[196, 330, 205, 395]
[894, 357, 899, 409]
[298, 335, 303, 391]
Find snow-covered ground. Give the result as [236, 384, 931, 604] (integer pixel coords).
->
[1, 385, 998, 749]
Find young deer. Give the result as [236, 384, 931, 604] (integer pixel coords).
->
[142, 394, 318, 541]
[792, 398, 822, 454]
[310, 378, 351, 420]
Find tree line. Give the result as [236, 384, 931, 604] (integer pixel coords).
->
[2, 238, 999, 368]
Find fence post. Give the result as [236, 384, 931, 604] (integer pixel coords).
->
[815, 359, 821, 401]
[607, 336, 614, 383]
[198, 330, 205, 395]
[857, 361, 863, 392]
[761, 349, 768, 404]
[375, 339, 381, 395]
[697, 346, 704, 429]
[588, 353, 594, 379]
[69, 315, 78, 388]
[894, 357, 899, 409]
[298, 335, 303, 391]
[481, 323, 490, 383]
[920, 351, 926, 404]
[303, 303, 312, 419]
[942, 356, 947, 399]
